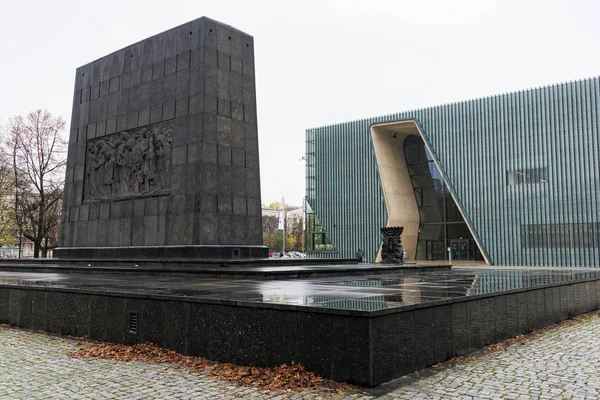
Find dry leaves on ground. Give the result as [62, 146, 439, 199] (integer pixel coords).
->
[70, 342, 356, 395]
[449, 311, 600, 363]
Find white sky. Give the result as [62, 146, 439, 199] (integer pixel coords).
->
[1, 0, 599, 206]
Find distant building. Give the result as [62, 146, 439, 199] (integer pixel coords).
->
[0, 239, 36, 258]
[306, 77, 600, 266]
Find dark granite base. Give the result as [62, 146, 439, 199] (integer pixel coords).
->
[54, 245, 269, 260]
[0, 259, 448, 279]
[1, 268, 599, 387]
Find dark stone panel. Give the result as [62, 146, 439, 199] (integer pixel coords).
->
[206, 304, 239, 362]
[8, 289, 21, 326]
[573, 283, 583, 315]
[372, 314, 396, 386]
[96, 219, 108, 247]
[432, 305, 452, 364]
[186, 302, 211, 357]
[543, 288, 554, 326]
[395, 310, 415, 376]
[413, 308, 434, 371]
[247, 215, 263, 244]
[551, 287, 561, 324]
[19, 290, 34, 329]
[105, 296, 126, 344]
[119, 218, 133, 246]
[494, 295, 508, 341]
[596, 281, 600, 310]
[138, 299, 164, 346]
[331, 315, 371, 386]
[452, 302, 468, 356]
[0, 288, 10, 323]
[107, 219, 121, 246]
[132, 217, 144, 246]
[534, 289, 545, 330]
[581, 282, 590, 313]
[480, 297, 495, 345]
[30, 291, 46, 330]
[231, 216, 248, 243]
[233, 307, 265, 365]
[526, 291, 537, 332]
[143, 216, 158, 246]
[586, 282, 595, 312]
[582, 282, 590, 313]
[218, 214, 232, 245]
[544, 288, 557, 325]
[559, 285, 570, 320]
[517, 292, 535, 333]
[505, 294, 518, 338]
[61, 293, 91, 337]
[163, 301, 188, 354]
[241, 308, 298, 368]
[297, 312, 332, 380]
[86, 220, 98, 247]
[466, 300, 482, 353]
[567, 284, 576, 317]
[89, 295, 107, 341]
[572, 284, 582, 316]
[45, 292, 63, 333]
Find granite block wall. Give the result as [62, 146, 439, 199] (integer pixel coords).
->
[59, 17, 262, 250]
[1, 279, 600, 387]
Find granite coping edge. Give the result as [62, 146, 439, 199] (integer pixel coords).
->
[0, 264, 448, 276]
[1, 274, 598, 318]
[0, 258, 360, 266]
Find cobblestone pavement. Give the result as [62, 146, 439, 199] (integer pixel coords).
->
[377, 315, 600, 400]
[2, 315, 600, 399]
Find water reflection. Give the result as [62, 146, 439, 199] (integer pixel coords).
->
[258, 268, 600, 311]
[1, 268, 599, 312]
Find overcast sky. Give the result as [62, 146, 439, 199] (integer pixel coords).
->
[1, 0, 599, 206]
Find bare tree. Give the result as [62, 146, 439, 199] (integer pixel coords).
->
[262, 214, 280, 250]
[0, 151, 16, 247]
[5, 110, 67, 258]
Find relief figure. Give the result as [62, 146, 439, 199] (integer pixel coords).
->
[84, 121, 173, 200]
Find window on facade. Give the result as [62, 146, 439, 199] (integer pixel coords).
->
[305, 203, 336, 252]
[507, 168, 548, 185]
[521, 223, 600, 248]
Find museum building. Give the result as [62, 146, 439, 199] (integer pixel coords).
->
[305, 77, 600, 267]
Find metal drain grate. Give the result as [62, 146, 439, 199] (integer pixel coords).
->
[128, 312, 139, 335]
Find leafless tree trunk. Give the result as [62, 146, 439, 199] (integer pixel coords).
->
[4, 110, 67, 258]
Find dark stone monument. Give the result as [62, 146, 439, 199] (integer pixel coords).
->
[54, 17, 267, 259]
[380, 226, 405, 263]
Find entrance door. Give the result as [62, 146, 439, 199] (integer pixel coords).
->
[450, 239, 470, 260]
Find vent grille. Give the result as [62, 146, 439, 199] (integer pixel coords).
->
[128, 312, 138, 335]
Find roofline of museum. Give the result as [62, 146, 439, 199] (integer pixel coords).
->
[306, 75, 600, 133]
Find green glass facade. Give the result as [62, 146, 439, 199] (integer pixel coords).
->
[305, 77, 600, 266]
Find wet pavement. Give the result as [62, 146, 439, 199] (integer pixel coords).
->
[1, 267, 599, 312]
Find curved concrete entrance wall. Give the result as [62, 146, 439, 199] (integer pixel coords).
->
[370, 122, 420, 261]
[371, 120, 488, 264]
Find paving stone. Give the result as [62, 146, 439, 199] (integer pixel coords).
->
[3, 316, 600, 398]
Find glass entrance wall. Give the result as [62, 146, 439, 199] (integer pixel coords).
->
[305, 202, 336, 253]
[404, 135, 484, 261]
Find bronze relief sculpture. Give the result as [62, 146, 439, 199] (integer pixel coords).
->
[84, 121, 173, 201]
